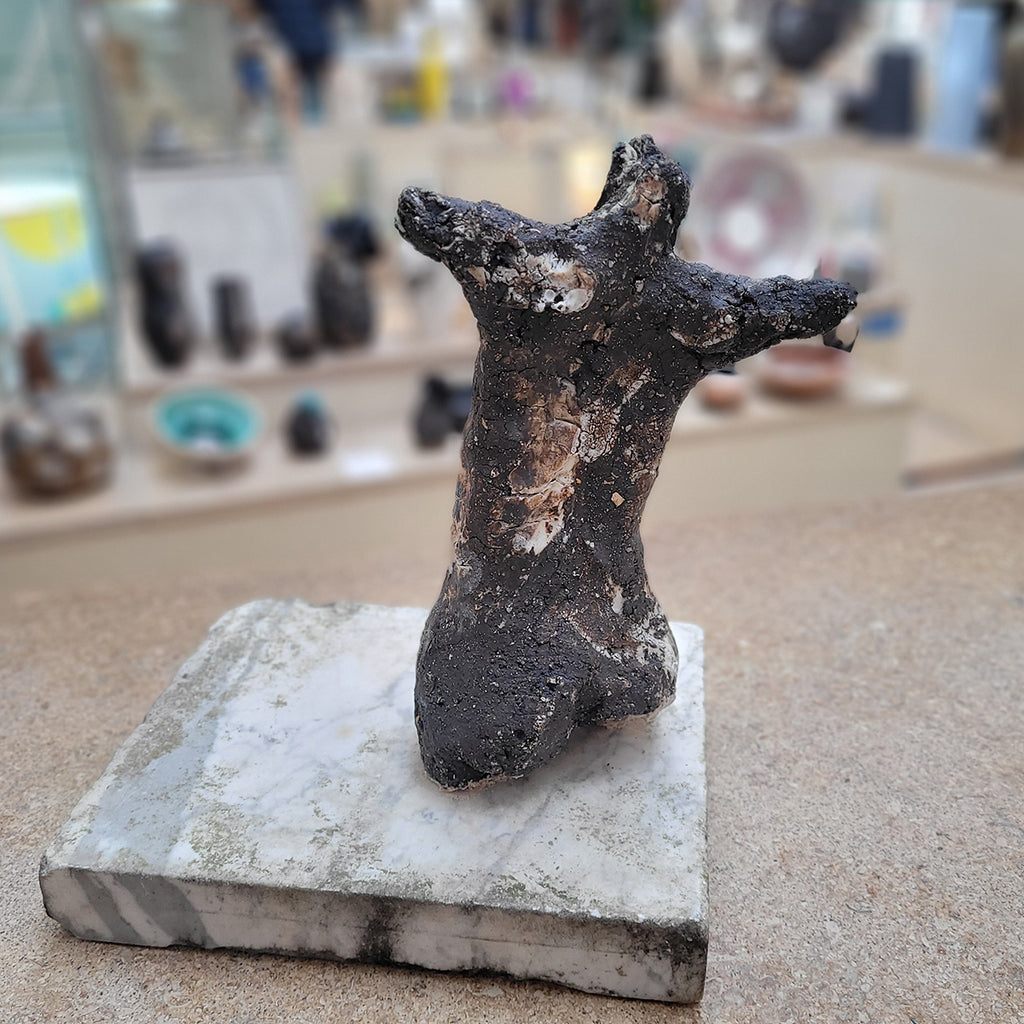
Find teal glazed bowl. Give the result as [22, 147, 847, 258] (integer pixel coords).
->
[152, 387, 262, 467]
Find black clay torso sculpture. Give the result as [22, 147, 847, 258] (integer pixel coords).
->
[397, 136, 856, 791]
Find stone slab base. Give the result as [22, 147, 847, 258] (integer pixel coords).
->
[40, 600, 707, 1002]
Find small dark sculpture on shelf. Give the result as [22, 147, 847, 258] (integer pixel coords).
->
[285, 391, 333, 455]
[136, 242, 195, 368]
[1, 330, 113, 497]
[313, 212, 378, 351]
[213, 275, 257, 360]
[396, 135, 857, 790]
[326, 212, 380, 262]
[275, 312, 319, 363]
[312, 249, 374, 350]
[413, 375, 474, 449]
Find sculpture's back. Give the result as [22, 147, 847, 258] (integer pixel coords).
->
[397, 136, 856, 790]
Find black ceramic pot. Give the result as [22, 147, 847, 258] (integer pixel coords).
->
[136, 243, 195, 368]
[312, 249, 374, 350]
[413, 375, 473, 448]
[213, 276, 256, 360]
[275, 313, 319, 363]
[767, 0, 855, 72]
[285, 392, 332, 455]
[325, 213, 380, 262]
[413, 376, 451, 449]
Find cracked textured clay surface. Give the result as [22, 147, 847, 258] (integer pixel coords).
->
[396, 135, 856, 790]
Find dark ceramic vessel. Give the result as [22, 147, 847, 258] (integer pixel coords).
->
[213, 276, 256, 360]
[275, 313, 319, 364]
[285, 392, 332, 455]
[136, 243, 195, 369]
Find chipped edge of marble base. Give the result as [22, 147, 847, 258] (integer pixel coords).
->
[40, 866, 707, 1002]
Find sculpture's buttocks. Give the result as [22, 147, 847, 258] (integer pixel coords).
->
[397, 136, 857, 790]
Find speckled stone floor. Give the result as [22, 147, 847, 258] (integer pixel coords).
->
[4, 481, 1023, 1023]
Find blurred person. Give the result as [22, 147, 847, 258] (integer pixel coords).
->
[227, 0, 291, 150]
[251, 0, 345, 122]
[230, 1, 274, 111]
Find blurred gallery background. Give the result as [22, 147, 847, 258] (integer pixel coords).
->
[1, 0, 1023, 592]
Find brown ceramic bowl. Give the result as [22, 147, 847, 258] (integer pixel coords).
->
[758, 343, 847, 400]
[696, 371, 749, 411]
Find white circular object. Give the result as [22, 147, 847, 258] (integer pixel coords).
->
[721, 201, 770, 255]
[686, 147, 814, 279]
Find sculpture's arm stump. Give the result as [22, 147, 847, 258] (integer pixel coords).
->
[652, 259, 858, 371]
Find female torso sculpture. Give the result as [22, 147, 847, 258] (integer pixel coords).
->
[397, 136, 856, 790]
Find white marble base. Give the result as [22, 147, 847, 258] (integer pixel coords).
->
[40, 600, 707, 1002]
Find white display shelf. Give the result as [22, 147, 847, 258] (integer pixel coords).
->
[120, 277, 479, 401]
[0, 417, 459, 546]
[123, 329, 479, 400]
[0, 370, 910, 549]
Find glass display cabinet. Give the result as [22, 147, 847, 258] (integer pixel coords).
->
[90, 0, 286, 167]
[0, 0, 124, 394]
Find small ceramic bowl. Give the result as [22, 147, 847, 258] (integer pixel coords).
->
[758, 343, 847, 400]
[152, 387, 262, 468]
[696, 371, 749, 411]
